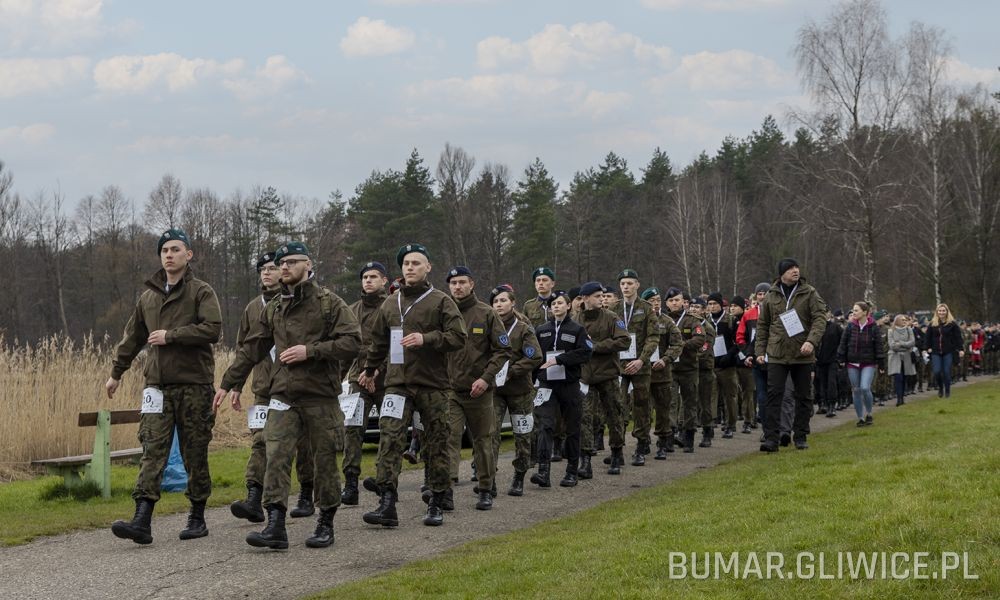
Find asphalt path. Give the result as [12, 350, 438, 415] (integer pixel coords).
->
[0, 384, 957, 600]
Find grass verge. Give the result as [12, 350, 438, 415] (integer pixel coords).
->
[1, 440, 511, 546]
[313, 381, 1000, 599]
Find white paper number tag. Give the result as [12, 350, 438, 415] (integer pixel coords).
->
[511, 413, 533, 434]
[713, 336, 728, 357]
[779, 309, 805, 337]
[650, 348, 660, 363]
[533, 387, 553, 407]
[268, 398, 291, 411]
[580, 382, 590, 395]
[247, 404, 269, 429]
[547, 351, 565, 380]
[339, 393, 363, 427]
[140, 387, 163, 414]
[269, 346, 276, 362]
[413, 410, 424, 431]
[390, 327, 405, 364]
[495, 360, 510, 388]
[381, 393, 406, 420]
[619, 333, 638, 360]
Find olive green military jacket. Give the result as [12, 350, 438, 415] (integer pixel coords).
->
[667, 309, 707, 373]
[112, 268, 222, 386]
[580, 307, 632, 385]
[496, 314, 544, 396]
[236, 287, 279, 401]
[522, 296, 551, 328]
[347, 290, 389, 387]
[754, 278, 828, 365]
[650, 313, 684, 384]
[698, 318, 717, 370]
[448, 293, 515, 394]
[615, 297, 662, 376]
[364, 279, 467, 391]
[222, 278, 361, 406]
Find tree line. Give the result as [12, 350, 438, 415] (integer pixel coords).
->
[0, 0, 997, 346]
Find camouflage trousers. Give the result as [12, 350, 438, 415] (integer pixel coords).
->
[650, 378, 674, 443]
[623, 373, 652, 446]
[449, 390, 496, 492]
[246, 396, 313, 488]
[376, 387, 451, 493]
[673, 368, 700, 431]
[343, 387, 380, 477]
[581, 378, 624, 452]
[698, 368, 717, 428]
[493, 391, 533, 474]
[737, 367, 756, 422]
[263, 402, 344, 510]
[134, 384, 215, 504]
[715, 367, 739, 430]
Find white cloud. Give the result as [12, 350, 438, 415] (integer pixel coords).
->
[222, 55, 309, 100]
[340, 17, 416, 57]
[640, 0, 789, 11]
[93, 53, 244, 93]
[0, 0, 108, 50]
[577, 90, 632, 118]
[0, 56, 90, 97]
[406, 73, 585, 110]
[123, 134, 257, 154]
[649, 49, 790, 92]
[0, 123, 57, 144]
[477, 22, 672, 73]
[944, 58, 1000, 87]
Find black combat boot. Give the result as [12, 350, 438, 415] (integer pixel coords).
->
[363, 476, 379, 494]
[476, 490, 493, 510]
[246, 505, 288, 549]
[530, 461, 551, 487]
[341, 473, 359, 506]
[722, 427, 734, 439]
[230, 483, 265, 523]
[673, 430, 686, 448]
[683, 429, 696, 453]
[631, 445, 645, 466]
[470, 461, 479, 482]
[305, 507, 336, 548]
[362, 488, 398, 527]
[578, 455, 593, 479]
[595, 431, 605, 451]
[654, 439, 669, 460]
[608, 447, 623, 475]
[442, 487, 455, 511]
[111, 498, 154, 545]
[179, 501, 209, 540]
[551, 441, 563, 462]
[559, 469, 578, 487]
[699, 426, 713, 448]
[289, 485, 315, 518]
[424, 492, 444, 526]
[508, 471, 525, 496]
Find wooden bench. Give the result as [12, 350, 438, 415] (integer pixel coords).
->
[31, 410, 143, 499]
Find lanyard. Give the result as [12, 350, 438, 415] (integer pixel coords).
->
[623, 301, 636, 328]
[397, 285, 435, 324]
[712, 312, 724, 329]
[552, 320, 563, 350]
[677, 309, 688, 329]
[780, 283, 798, 311]
[505, 318, 518, 338]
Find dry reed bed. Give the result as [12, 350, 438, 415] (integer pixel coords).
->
[0, 336, 253, 480]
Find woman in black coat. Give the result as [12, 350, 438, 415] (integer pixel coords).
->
[924, 303, 965, 398]
[837, 301, 886, 426]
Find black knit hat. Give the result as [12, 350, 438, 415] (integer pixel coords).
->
[707, 292, 725, 306]
[731, 295, 747, 309]
[777, 257, 800, 277]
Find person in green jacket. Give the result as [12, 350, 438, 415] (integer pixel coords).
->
[754, 258, 828, 452]
[108, 228, 222, 546]
[642, 287, 684, 459]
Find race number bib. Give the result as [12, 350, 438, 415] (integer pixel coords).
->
[650, 348, 660, 363]
[511, 413, 533, 434]
[779, 309, 805, 337]
[140, 387, 163, 414]
[340, 393, 363, 427]
[247, 404, 269, 429]
[495, 360, 510, 388]
[381, 394, 406, 420]
[619, 333, 638, 360]
[547, 351, 565, 381]
[713, 336, 728, 358]
[533, 387, 553, 407]
[268, 398, 291, 411]
[390, 327, 405, 364]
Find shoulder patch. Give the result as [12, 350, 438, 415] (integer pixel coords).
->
[524, 346, 536, 358]
[616, 319, 626, 329]
[586, 339, 594, 349]
[498, 334, 510, 347]
[695, 326, 703, 335]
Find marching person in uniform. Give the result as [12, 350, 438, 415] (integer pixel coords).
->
[643, 288, 684, 459]
[664, 287, 706, 453]
[108, 228, 222, 545]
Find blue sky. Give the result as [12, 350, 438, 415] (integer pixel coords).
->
[2, 0, 998, 208]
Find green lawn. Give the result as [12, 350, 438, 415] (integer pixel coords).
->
[313, 381, 1000, 599]
[0, 440, 508, 546]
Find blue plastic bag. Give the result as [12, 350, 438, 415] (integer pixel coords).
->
[161, 426, 189, 492]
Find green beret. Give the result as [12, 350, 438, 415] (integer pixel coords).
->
[641, 287, 660, 300]
[617, 268, 639, 281]
[157, 228, 190, 255]
[532, 267, 555, 281]
[396, 243, 429, 267]
[873, 310, 889, 321]
[274, 241, 311, 264]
